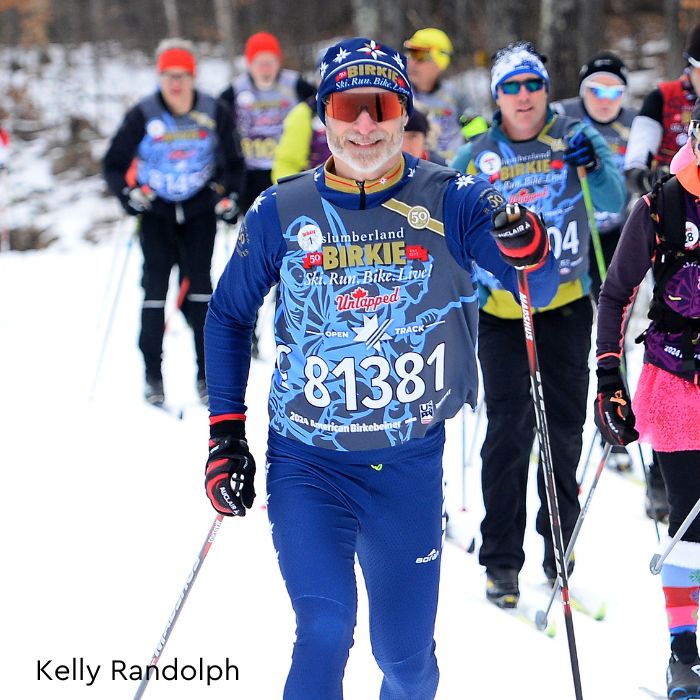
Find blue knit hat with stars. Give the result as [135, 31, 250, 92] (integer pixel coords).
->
[316, 38, 413, 124]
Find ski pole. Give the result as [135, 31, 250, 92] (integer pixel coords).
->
[0, 166, 9, 252]
[460, 404, 468, 510]
[536, 443, 613, 631]
[613, 290, 662, 541]
[97, 217, 134, 327]
[163, 274, 190, 333]
[650, 496, 700, 575]
[577, 164, 607, 286]
[89, 230, 136, 401]
[639, 447, 662, 542]
[460, 398, 484, 510]
[511, 213, 584, 699]
[133, 513, 224, 700]
[578, 164, 662, 543]
[577, 427, 599, 488]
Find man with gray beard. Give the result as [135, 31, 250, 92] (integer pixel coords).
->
[202, 37, 558, 699]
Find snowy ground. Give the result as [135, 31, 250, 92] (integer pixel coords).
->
[1, 217, 674, 700]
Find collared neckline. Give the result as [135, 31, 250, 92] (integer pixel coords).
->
[323, 156, 406, 195]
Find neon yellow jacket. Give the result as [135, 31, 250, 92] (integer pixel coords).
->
[272, 102, 313, 183]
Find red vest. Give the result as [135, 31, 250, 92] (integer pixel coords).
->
[657, 77, 696, 167]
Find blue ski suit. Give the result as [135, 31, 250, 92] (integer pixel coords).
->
[205, 153, 558, 699]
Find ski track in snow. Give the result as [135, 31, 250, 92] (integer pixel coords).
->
[1, 228, 672, 698]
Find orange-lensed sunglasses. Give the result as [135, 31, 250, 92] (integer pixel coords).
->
[325, 91, 405, 123]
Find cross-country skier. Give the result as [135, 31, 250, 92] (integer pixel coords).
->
[595, 99, 700, 700]
[624, 22, 700, 196]
[451, 41, 626, 608]
[551, 52, 668, 503]
[403, 28, 479, 162]
[103, 39, 245, 406]
[220, 31, 315, 213]
[203, 37, 558, 700]
[220, 31, 314, 357]
[552, 51, 636, 300]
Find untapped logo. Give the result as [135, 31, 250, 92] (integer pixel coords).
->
[336, 286, 400, 312]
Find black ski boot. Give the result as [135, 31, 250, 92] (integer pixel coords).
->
[485, 567, 519, 608]
[668, 633, 700, 699]
[145, 375, 165, 407]
[667, 655, 700, 698]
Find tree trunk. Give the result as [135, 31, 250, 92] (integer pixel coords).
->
[162, 0, 181, 37]
[539, 0, 579, 101]
[666, 1, 700, 80]
[213, 0, 236, 79]
[578, 0, 605, 68]
[352, 0, 380, 38]
[380, 0, 405, 52]
[484, 0, 539, 58]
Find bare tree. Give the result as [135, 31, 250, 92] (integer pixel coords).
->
[213, 0, 236, 78]
[579, 0, 604, 66]
[162, 0, 181, 37]
[352, 0, 380, 38]
[666, 1, 700, 79]
[380, 0, 406, 50]
[484, 0, 539, 57]
[539, 0, 579, 99]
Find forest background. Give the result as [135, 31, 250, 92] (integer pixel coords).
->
[0, 0, 699, 250]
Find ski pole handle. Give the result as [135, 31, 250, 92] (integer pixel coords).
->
[504, 202, 522, 224]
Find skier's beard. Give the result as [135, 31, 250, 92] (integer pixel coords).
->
[327, 126, 404, 177]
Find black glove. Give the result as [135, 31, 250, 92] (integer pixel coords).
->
[215, 195, 240, 224]
[491, 203, 549, 269]
[205, 418, 256, 516]
[123, 186, 155, 215]
[564, 130, 598, 172]
[624, 167, 652, 195]
[593, 368, 639, 446]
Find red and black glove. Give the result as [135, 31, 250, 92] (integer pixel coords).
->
[593, 368, 639, 446]
[491, 203, 549, 269]
[205, 416, 256, 517]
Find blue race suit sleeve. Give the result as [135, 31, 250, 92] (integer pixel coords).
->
[205, 189, 285, 416]
[442, 175, 558, 308]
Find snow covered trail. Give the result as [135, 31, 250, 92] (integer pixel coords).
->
[0, 231, 672, 699]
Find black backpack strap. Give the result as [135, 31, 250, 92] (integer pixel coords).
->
[658, 175, 685, 245]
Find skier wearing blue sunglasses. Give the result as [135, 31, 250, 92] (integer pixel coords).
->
[552, 51, 636, 300]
